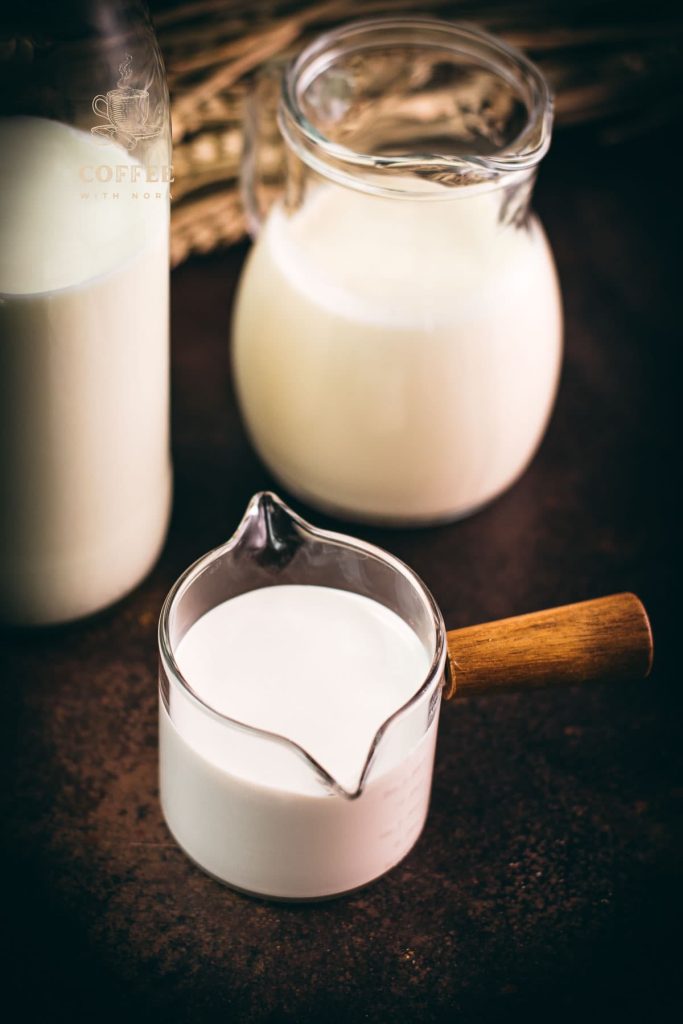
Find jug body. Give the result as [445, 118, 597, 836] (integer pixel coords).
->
[0, 1, 172, 624]
[233, 19, 562, 525]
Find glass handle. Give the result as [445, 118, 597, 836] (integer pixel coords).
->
[240, 60, 288, 237]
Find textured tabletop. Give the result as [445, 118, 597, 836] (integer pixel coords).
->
[1, 137, 678, 1024]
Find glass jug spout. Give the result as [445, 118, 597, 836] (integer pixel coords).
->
[159, 491, 447, 799]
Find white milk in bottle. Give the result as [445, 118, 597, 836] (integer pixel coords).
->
[0, 116, 171, 624]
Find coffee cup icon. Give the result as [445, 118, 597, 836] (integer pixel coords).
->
[93, 88, 150, 134]
[91, 56, 162, 150]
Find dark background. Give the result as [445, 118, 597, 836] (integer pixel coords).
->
[1, 3, 681, 1022]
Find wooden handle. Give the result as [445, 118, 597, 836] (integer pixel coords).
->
[443, 593, 653, 700]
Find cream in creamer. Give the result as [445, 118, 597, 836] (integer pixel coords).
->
[159, 585, 438, 899]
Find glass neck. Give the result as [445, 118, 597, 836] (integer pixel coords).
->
[279, 17, 552, 201]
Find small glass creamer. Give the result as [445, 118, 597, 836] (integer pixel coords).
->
[233, 17, 562, 525]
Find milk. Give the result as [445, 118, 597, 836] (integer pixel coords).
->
[159, 585, 439, 899]
[0, 117, 171, 624]
[233, 185, 562, 523]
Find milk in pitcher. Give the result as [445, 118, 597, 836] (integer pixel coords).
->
[234, 184, 562, 523]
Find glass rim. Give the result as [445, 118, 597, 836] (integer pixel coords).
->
[279, 16, 553, 198]
[158, 491, 448, 800]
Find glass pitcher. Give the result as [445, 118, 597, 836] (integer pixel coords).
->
[159, 492, 653, 900]
[0, 1, 172, 625]
[233, 17, 563, 526]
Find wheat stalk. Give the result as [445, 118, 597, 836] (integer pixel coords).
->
[153, 0, 682, 264]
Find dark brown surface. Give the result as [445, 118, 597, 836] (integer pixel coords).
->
[1, 136, 680, 1023]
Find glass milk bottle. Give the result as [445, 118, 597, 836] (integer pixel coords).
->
[233, 18, 563, 525]
[0, 2, 172, 624]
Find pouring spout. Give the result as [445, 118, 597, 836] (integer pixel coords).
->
[234, 491, 305, 567]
